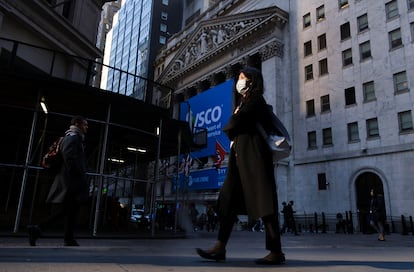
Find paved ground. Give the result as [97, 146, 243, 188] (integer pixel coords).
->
[1, 231, 414, 272]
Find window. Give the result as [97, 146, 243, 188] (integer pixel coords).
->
[319, 58, 328, 76]
[340, 22, 351, 40]
[308, 131, 317, 149]
[305, 64, 313, 80]
[306, 99, 315, 117]
[345, 87, 356, 105]
[389, 28, 402, 49]
[347, 122, 360, 142]
[363, 81, 376, 102]
[316, 5, 325, 21]
[318, 33, 327, 50]
[359, 41, 371, 60]
[410, 22, 414, 41]
[409, 0, 414, 10]
[161, 11, 168, 20]
[321, 95, 330, 112]
[385, 0, 399, 20]
[342, 48, 353, 66]
[304, 40, 312, 56]
[303, 13, 311, 28]
[318, 173, 327, 190]
[159, 36, 166, 44]
[357, 14, 369, 33]
[160, 23, 167, 32]
[339, 0, 349, 9]
[162, 0, 169, 5]
[322, 128, 333, 145]
[393, 71, 408, 93]
[366, 118, 379, 138]
[398, 111, 413, 132]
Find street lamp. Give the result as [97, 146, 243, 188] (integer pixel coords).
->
[40, 97, 48, 114]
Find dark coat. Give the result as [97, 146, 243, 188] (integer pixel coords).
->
[46, 130, 88, 204]
[369, 194, 386, 223]
[218, 94, 278, 220]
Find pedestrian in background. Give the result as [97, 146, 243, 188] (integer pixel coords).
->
[206, 205, 217, 232]
[196, 67, 285, 265]
[280, 201, 289, 234]
[28, 116, 89, 246]
[284, 200, 299, 236]
[369, 189, 386, 241]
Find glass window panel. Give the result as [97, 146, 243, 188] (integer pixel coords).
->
[345, 87, 356, 105]
[321, 95, 330, 112]
[389, 28, 402, 49]
[339, 0, 349, 9]
[306, 99, 315, 117]
[318, 33, 327, 50]
[357, 14, 369, 32]
[366, 118, 379, 137]
[340, 22, 351, 40]
[347, 122, 359, 142]
[317, 5, 325, 21]
[363, 81, 376, 102]
[303, 13, 311, 28]
[393, 71, 408, 92]
[308, 131, 317, 148]
[386, 0, 399, 20]
[399, 111, 413, 131]
[322, 128, 333, 145]
[360, 41, 371, 60]
[319, 58, 328, 75]
[304, 40, 312, 56]
[342, 49, 353, 66]
[305, 64, 313, 80]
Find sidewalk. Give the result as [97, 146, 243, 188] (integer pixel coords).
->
[1, 231, 414, 272]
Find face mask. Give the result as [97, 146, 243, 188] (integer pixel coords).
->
[236, 79, 249, 95]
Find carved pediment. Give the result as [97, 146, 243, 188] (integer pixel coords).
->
[158, 6, 287, 85]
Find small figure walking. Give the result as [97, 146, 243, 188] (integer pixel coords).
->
[369, 189, 386, 241]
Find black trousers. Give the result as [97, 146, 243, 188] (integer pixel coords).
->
[40, 194, 80, 242]
[217, 213, 282, 252]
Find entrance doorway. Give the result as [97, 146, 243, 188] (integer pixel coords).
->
[355, 172, 385, 233]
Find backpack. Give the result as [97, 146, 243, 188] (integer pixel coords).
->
[41, 136, 64, 171]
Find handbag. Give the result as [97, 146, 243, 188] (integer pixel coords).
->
[256, 105, 292, 161]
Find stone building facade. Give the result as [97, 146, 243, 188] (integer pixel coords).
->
[0, 0, 109, 82]
[155, 0, 414, 231]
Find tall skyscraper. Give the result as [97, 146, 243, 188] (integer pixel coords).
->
[101, 0, 182, 102]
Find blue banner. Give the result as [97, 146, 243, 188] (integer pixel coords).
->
[174, 167, 227, 191]
[180, 80, 233, 158]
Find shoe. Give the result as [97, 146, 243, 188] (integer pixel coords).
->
[64, 240, 80, 246]
[196, 248, 226, 261]
[255, 252, 286, 265]
[27, 225, 41, 246]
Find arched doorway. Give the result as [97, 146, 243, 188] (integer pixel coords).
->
[355, 172, 385, 234]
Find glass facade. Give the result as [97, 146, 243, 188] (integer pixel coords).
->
[106, 0, 153, 100]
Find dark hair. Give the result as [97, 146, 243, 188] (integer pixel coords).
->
[239, 66, 264, 102]
[71, 115, 87, 126]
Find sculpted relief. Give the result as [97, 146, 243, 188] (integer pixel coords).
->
[159, 7, 288, 84]
[170, 20, 255, 76]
